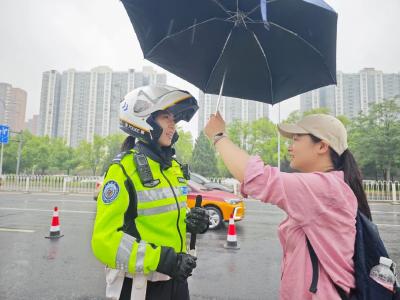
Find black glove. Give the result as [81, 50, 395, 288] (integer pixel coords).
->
[156, 247, 197, 281]
[185, 207, 209, 234]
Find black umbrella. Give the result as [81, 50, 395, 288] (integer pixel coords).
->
[121, 0, 337, 105]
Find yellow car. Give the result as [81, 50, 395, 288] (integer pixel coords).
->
[187, 180, 245, 229]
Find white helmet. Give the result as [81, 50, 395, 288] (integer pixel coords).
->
[120, 85, 198, 144]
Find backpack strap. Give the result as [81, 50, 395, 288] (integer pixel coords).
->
[306, 236, 319, 293]
[306, 236, 349, 300]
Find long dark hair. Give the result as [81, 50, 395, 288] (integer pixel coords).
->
[310, 135, 372, 220]
[121, 136, 136, 152]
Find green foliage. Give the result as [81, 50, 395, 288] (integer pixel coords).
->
[348, 99, 400, 180]
[190, 131, 218, 177]
[284, 108, 330, 124]
[2, 134, 19, 173]
[174, 128, 194, 164]
[21, 133, 51, 174]
[100, 134, 126, 173]
[225, 118, 287, 167]
[1, 132, 127, 175]
[75, 135, 107, 176]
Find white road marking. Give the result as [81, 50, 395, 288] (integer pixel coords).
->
[376, 224, 400, 227]
[0, 207, 95, 214]
[25, 198, 94, 204]
[0, 228, 35, 233]
[246, 209, 284, 214]
[0, 191, 93, 197]
[0, 198, 94, 204]
[371, 211, 400, 215]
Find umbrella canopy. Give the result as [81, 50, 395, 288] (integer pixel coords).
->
[122, 0, 337, 105]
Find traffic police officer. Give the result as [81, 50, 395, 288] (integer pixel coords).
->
[91, 85, 209, 300]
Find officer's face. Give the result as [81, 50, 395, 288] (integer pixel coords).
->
[156, 111, 176, 147]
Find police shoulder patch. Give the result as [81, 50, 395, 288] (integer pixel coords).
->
[102, 180, 120, 204]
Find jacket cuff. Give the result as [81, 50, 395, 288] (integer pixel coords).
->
[156, 246, 177, 277]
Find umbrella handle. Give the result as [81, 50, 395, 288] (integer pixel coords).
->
[189, 195, 203, 256]
[215, 70, 227, 113]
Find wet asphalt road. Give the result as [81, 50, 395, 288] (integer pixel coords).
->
[0, 192, 399, 300]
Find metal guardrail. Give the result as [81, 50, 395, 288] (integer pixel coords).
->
[363, 180, 400, 203]
[0, 175, 103, 194]
[0, 174, 399, 204]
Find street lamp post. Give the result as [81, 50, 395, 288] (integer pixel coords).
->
[0, 142, 4, 176]
[16, 131, 23, 175]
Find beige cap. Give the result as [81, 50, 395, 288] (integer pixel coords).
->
[278, 114, 348, 155]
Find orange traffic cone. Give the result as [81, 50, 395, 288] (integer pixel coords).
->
[45, 207, 64, 239]
[224, 213, 240, 250]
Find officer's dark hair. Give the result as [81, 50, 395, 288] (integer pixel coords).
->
[121, 136, 136, 152]
[309, 134, 372, 221]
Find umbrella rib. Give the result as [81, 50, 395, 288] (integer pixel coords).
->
[269, 21, 336, 82]
[211, 0, 236, 16]
[249, 30, 274, 104]
[145, 17, 228, 59]
[204, 26, 235, 92]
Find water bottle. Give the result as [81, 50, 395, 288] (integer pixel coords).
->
[370, 257, 396, 292]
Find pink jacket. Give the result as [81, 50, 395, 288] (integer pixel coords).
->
[241, 156, 357, 300]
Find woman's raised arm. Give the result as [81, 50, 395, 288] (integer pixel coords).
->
[204, 112, 251, 182]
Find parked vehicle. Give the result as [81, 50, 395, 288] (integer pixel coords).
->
[190, 172, 234, 193]
[187, 180, 245, 229]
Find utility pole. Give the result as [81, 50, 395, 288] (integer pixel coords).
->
[16, 131, 23, 175]
[0, 143, 3, 176]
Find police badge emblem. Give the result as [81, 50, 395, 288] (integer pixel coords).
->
[102, 181, 119, 204]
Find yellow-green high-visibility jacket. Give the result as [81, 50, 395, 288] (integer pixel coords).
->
[91, 149, 188, 276]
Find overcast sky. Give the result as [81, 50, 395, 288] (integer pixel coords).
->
[1, 0, 399, 136]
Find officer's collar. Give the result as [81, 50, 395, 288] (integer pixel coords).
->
[135, 141, 175, 170]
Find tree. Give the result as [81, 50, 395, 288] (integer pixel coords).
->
[336, 115, 351, 128]
[251, 118, 289, 167]
[2, 135, 19, 174]
[76, 135, 107, 176]
[227, 118, 288, 167]
[62, 147, 80, 175]
[101, 134, 126, 173]
[20, 134, 51, 174]
[227, 120, 251, 151]
[174, 128, 193, 164]
[191, 131, 218, 177]
[349, 99, 400, 180]
[48, 138, 79, 174]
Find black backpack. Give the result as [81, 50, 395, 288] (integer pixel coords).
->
[306, 210, 400, 300]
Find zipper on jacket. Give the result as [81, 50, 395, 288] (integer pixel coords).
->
[160, 167, 183, 253]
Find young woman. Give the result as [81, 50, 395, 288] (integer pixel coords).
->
[205, 112, 371, 300]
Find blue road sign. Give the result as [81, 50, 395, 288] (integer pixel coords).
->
[0, 125, 10, 144]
